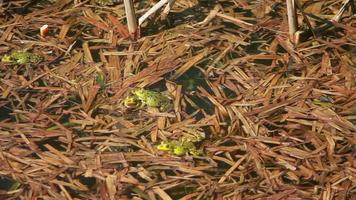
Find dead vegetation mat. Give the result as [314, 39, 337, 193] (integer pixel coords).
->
[0, 0, 355, 199]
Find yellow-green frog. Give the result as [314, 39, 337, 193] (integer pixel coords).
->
[94, 0, 119, 6]
[156, 130, 205, 156]
[157, 140, 202, 156]
[181, 129, 205, 143]
[124, 88, 172, 112]
[1, 51, 42, 65]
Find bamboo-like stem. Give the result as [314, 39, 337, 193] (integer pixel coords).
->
[161, 0, 176, 19]
[286, 0, 298, 42]
[138, 0, 169, 25]
[123, 0, 138, 36]
[333, 0, 352, 21]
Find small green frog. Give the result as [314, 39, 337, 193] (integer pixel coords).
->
[156, 129, 205, 156]
[94, 0, 119, 6]
[181, 129, 205, 143]
[1, 51, 42, 65]
[123, 88, 172, 112]
[95, 71, 106, 89]
[157, 140, 202, 156]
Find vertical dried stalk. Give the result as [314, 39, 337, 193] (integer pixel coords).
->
[123, 0, 138, 36]
[286, 0, 298, 42]
[334, 0, 352, 21]
[161, 0, 176, 20]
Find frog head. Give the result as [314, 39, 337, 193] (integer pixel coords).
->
[1, 55, 14, 63]
[123, 95, 141, 108]
[157, 141, 174, 152]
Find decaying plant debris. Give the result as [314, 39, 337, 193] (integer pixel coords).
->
[0, 0, 355, 199]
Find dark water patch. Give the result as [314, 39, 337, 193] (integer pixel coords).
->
[78, 175, 97, 189]
[0, 103, 14, 121]
[35, 137, 67, 151]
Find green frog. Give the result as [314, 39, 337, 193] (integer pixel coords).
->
[156, 129, 205, 156]
[95, 71, 106, 89]
[1, 51, 43, 65]
[157, 140, 202, 156]
[181, 129, 205, 143]
[123, 88, 172, 112]
[94, 0, 119, 6]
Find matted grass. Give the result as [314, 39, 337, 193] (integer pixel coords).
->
[0, 0, 355, 199]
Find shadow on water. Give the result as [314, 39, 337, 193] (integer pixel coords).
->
[0, 177, 16, 190]
[175, 67, 215, 115]
[0, 177, 20, 195]
[0, 103, 14, 121]
[165, 184, 198, 199]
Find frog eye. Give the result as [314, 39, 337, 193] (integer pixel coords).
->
[157, 142, 172, 151]
[161, 144, 170, 149]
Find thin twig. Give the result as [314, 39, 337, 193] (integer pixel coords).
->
[138, 0, 169, 25]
